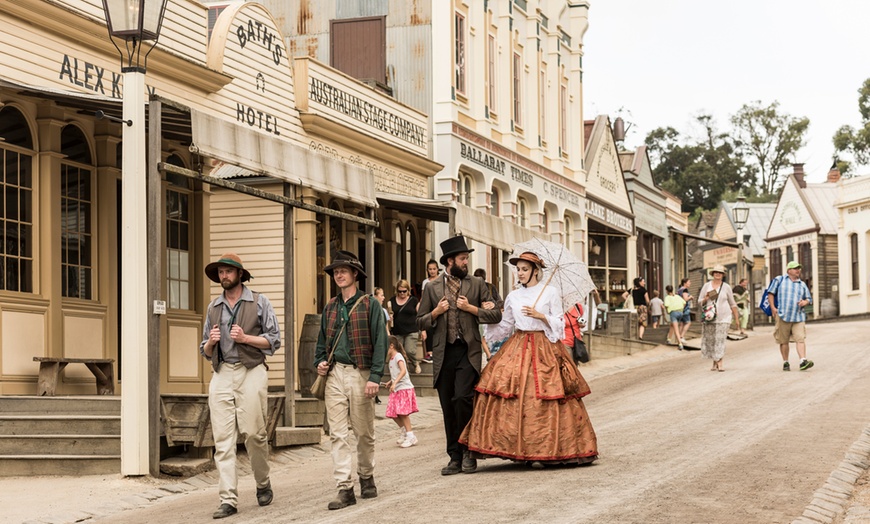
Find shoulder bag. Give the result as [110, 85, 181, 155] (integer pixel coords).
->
[310, 298, 365, 400]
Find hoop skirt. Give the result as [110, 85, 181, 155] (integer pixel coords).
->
[459, 330, 598, 464]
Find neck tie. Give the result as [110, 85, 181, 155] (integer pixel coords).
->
[446, 275, 461, 343]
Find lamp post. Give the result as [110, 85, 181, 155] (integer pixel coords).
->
[101, 0, 168, 476]
[732, 193, 749, 284]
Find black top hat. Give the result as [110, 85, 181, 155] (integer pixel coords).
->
[439, 235, 474, 266]
[204, 253, 252, 283]
[323, 250, 367, 279]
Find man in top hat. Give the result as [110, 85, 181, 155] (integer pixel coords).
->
[417, 236, 502, 475]
[314, 250, 388, 510]
[768, 260, 814, 371]
[200, 253, 281, 519]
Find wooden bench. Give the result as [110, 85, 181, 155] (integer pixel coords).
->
[33, 357, 115, 396]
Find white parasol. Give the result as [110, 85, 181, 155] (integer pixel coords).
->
[510, 238, 596, 314]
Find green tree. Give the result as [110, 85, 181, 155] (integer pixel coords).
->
[645, 115, 750, 214]
[730, 101, 809, 195]
[833, 78, 870, 176]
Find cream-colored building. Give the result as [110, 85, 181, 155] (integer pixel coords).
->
[836, 174, 870, 316]
[0, 0, 435, 401]
[270, 1, 593, 298]
[765, 165, 840, 318]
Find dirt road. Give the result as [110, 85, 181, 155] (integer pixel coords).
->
[101, 321, 870, 523]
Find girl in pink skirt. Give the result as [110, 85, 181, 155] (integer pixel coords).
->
[382, 335, 419, 447]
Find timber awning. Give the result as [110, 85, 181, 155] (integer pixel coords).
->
[190, 109, 376, 208]
[376, 194, 548, 252]
[668, 226, 739, 248]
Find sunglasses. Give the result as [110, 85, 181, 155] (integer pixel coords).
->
[398, 289, 409, 293]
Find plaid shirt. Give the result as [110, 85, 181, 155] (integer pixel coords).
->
[315, 290, 387, 384]
[769, 275, 812, 323]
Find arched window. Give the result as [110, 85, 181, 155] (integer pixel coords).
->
[60, 124, 94, 299]
[395, 223, 404, 281]
[165, 154, 192, 309]
[405, 223, 416, 283]
[517, 198, 528, 228]
[564, 215, 573, 249]
[541, 209, 550, 233]
[490, 187, 500, 216]
[459, 173, 473, 207]
[0, 107, 34, 292]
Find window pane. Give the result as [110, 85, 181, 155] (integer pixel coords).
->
[179, 250, 189, 280]
[180, 282, 189, 310]
[169, 280, 179, 309]
[5, 223, 17, 256]
[5, 186, 18, 221]
[6, 257, 18, 291]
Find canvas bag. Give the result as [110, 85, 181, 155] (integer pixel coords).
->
[310, 298, 365, 400]
[759, 276, 782, 316]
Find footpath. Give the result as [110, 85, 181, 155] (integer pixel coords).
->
[3, 332, 870, 524]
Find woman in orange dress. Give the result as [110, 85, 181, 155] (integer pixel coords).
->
[459, 252, 598, 468]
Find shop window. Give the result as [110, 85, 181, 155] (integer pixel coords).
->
[770, 248, 782, 277]
[637, 232, 663, 296]
[490, 187, 500, 216]
[165, 154, 192, 310]
[60, 125, 94, 299]
[454, 13, 467, 96]
[851, 233, 859, 291]
[588, 231, 629, 310]
[0, 106, 34, 293]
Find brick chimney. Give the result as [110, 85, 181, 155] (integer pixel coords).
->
[827, 164, 841, 183]
[792, 163, 806, 188]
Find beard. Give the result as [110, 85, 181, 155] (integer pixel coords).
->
[449, 264, 467, 279]
[220, 275, 241, 290]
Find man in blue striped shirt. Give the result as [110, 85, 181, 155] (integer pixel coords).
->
[768, 261, 813, 371]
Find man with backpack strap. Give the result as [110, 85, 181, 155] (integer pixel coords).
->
[766, 261, 813, 372]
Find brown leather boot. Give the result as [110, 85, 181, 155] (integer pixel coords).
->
[327, 488, 356, 510]
[359, 475, 378, 499]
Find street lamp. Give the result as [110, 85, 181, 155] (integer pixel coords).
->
[732, 193, 749, 286]
[101, 0, 168, 477]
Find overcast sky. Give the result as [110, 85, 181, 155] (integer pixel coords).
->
[582, 0, 870, 183]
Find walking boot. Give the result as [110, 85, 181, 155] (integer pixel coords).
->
[461, 450, 477, 473]
[359, 475, 378, 499]
[256, 482, 273, 507]
[327, 488, 356, 510]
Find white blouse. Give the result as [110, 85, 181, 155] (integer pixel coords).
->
[698, 281, 738, 324]
[485, 282, 565, 344]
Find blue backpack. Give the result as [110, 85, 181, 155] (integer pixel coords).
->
[759, 276, 782, 316]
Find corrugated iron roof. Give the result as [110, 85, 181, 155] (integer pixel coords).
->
[803, 183, 839, 235]
[723, 202, 776, 257]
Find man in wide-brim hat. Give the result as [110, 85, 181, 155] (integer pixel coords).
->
[314, 250, 387, 510]
[199, 253, 281, 519]
[417, 235, 502, 476]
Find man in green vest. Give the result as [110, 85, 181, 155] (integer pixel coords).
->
[200, 253, 281, 519]
[314, 250, 388, 510]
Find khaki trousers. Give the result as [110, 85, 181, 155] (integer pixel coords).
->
[325, 362, 376, 490]
[209, 362, 271, 506]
